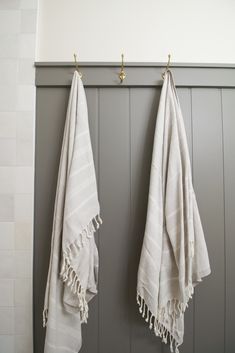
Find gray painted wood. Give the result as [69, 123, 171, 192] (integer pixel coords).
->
[80, 88, 99, 353]
[34, 87, 70, 351]
[130, 87, 162, 353]
[192, 89, 225, 353]
[34, 65, 235, 353]
[99, 88, 131, 353]
[35, 64, 235, 88]
[222, 89, 235, 353]
[173, 88, 194, 353]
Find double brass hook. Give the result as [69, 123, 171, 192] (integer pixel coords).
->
[119, 53, 126, 83]
[162, 54, 171, 79]
[74, 53, 83, 78]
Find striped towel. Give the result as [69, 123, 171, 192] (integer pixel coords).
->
[136, 70, 211, 353]
[43, 71, 102, 353]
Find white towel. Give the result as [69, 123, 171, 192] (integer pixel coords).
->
[136, 71, 211, 353]
[43, 71, 102, 353]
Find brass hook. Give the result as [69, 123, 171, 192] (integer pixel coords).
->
[73, 53, 83, 78]
[162, 54, 171, 79]
[119, 53, 126, 83]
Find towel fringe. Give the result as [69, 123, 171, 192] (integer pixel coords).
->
[136, 289, 194, 353]
[43, 308, 48, 328]
[59, 213, 102, 323]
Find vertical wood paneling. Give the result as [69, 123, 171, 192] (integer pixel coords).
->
[221, 89, 235, 353]
[130, 87, 162, 353]
[35, 76, 235, 353]
[192, 88, 225, 353]
[80, 88, 99, 353]
[175, 88, 194, 353]
[98, 88, 131, 353]
[34, 87, 70, 353]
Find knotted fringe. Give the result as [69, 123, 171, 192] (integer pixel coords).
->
[60, 256, 89, 322]
[60, 214, 102, 323]
[136, 284, 194, 353]
[43, 308, 48, 328]
[43, 214, 102, 327]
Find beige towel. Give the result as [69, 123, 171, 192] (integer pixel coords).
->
[137, 70, 211, 353]
[43, 71, 102, 353]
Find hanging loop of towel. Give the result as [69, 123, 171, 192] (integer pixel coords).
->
[74, 53, 83, 78]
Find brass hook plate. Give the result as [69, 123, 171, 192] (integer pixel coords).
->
[119, 53, 126, 83]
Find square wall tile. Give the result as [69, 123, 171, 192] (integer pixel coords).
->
[15, 335, 32, 353]
[19, 59, 35, 84]
[0, 307, 14, 334]
[0, 112, 17, 138]
[14, 278, 31, 306]
[0, 139, 16, 166]
[16, 138, 33, 166]
[0, 59, 19, 85]
[19, 34, 35, 58]
[17, 111, 34, 139]
[15, 167, 33, 193]
[14, 194, 32, 222]
[15, 222, 32, 250]
[0, 34, 19, 58]
[0, 335, 14, 353]
[0, 1, 20, 10]
[0, 167, 15, 193]
[20, 10, 37, 33]
[0, 222, 15, 250]
[0, 279, 14, 306]
[20, 0, 37, 9]
[0, 195, 14, 222]
[0, 250, 14, 278]
[0, 85, 17, 111]
[14, 306, 31, 334]
[15, 250, 31, 278]
[17, 85, 35, 111]
[0, 11, 20, 34]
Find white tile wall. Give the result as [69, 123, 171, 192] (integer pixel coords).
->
[0, 280, 14, 306]
[0, 34, 19, 58]
[0, 195, 14, 222]
[15, 222, 31, 250]
[0, 2, 37, 352]
[0, 168, 16, 194]
[0, 223, 15, 250]
[0, 60, 19, 85]
[0, 112, 17, 139]
[0, 251, 14, 279]
[0, 335, 15, 353]
[14, 194, 33, 222]
[0, 86, 18, 111]
[0, 307, 14, 334]
[17, 85, 35, 111]
[21, 10, 37, 33]
[18, 60, 34, 84]
[19, 34, 36, 58]
[0, 1, 20, 10]
[0, 11, 20, 34]
[14, 278, 31, 306]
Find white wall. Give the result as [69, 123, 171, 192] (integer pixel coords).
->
[0, 1, 38, 352]
[36, 0, 235, 63]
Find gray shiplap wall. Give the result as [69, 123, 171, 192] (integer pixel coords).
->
[34, 64, 235, 353]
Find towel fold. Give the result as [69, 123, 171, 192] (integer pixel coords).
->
[137, 70, 211, 353]
[43, 71, 102, 353]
